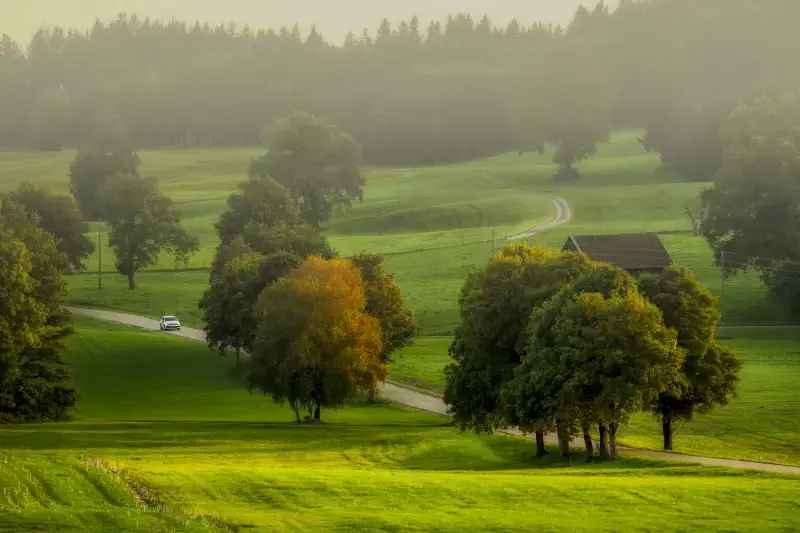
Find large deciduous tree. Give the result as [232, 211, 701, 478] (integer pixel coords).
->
[444, 244, 592, 448]
[4, 181, 94, 270]
[504, 264, 683, 460]
[69, 114, 141, 221]
[248, 257, 385, 422]
[200, 251, 302, 363]
[637, 267, 741, 450]
[0, 201, 76, 423]
[101, 175, 198, 290]
[250, 112, 365, 227]
[702, 89, 800, 315]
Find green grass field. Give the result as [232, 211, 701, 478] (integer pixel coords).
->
[0, 131, 788, 333]
[389, 328, 800, 467]
[2, 318, 798, 532]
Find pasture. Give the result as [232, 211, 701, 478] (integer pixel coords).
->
[390, 328, 800, 467]
[0, 131, 782, 333]
[1, 318, 798, 532]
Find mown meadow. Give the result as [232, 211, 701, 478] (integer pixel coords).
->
[1, 318, 798, 532]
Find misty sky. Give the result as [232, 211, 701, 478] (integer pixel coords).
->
[3, 0, 614, 43]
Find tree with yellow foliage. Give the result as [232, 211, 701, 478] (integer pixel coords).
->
[247, 256, 385, 422]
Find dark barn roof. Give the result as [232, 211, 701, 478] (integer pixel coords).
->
[562, 233, 673, 273]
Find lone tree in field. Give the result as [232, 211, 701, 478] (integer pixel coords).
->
[250, 112, 365, 227]
[0, 200, 76, 423]
[702, 89, 800, 316]
[101, 175, 198, 290]
[248, 257, 385, 422]
[69, 115, 140, 221]
[4, 182, 94, 270]
[637, 267, 741, 450]
[444, 244, 592, 454]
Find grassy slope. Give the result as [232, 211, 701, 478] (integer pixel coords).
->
[390, 329, 800, 467]
[0, 132, 784, 333]
[2, 319, 799, 532]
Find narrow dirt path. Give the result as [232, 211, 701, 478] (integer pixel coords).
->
[69, 306, 800, 474]
[481, 173, 572, 241]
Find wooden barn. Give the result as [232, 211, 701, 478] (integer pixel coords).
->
[562, 233, 673, 277]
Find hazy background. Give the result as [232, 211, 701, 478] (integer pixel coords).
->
[3, 0, 616, 43]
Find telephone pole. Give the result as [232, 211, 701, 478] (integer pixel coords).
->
[97, 229, 102, 290]
[719, 251, 725, 325]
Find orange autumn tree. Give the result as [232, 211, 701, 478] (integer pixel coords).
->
[247, 256, 386, 422]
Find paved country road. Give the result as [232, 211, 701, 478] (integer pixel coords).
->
[69, 306, 800, 475]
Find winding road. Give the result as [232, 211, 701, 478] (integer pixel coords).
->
[69, 306, 800, 474]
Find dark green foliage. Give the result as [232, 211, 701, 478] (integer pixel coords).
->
[102, 175, 198, 290]
[4, 182, 94, 270]
[512, 4, 613, 179]
[443, 245, 592, 433]
[503, 264, 683, 459]
[250, 113, 365, 227]
[351, 253, 420, 364]
[0, 201, 76, 423]
[200, 251, 303, 358]
[216, 176, 302, 246]
[3, 5, 800, 169]
[637, 267, 741, 449]
[69, 115, 141, 221]
[702, 90, 800, 316]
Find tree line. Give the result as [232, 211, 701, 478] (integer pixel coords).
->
[445, 244, 740, 459]
[2, 1, 799, 176]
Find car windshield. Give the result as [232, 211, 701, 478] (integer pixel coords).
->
[163, 316, 178, 321]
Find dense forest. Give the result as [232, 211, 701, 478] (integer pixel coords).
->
[1, 0, 799, 175]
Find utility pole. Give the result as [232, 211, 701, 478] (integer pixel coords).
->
[98, 229, 102, 290]
[719, 251, 725, 325]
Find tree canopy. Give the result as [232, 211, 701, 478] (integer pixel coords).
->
[68, 115, 141, 221]
[102, 174, 198, 290]
[702, 89, 800, 315]
[4, 181, 94, 270]
[0, 200, 76, 423]
[248, 257, 385, 422]
[250, 113, 365, 227]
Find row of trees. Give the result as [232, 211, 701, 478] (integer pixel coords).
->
[200, 114, 417, 419]
[444, 244, 740, 459]
[0, 192, 78, 422]
[2, 1, 799, 176]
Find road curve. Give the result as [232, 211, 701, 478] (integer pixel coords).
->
[507, 196, 572, 241]
[68, 306, 800, 475]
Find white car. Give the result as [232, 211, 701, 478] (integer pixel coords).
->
[159, 316, 181, 331]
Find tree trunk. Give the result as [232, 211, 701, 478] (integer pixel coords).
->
[235, 346, 241, 366]
[535, 430, 547, 458]
[290, 400, 300, 423]
[598, 424, 609, 460]
[556, 420, 571, 457]
[368, 389, 376, 403]
[314, 402, 321, 421]
[127, 271, 136, 290]
[583, 425, 594, 462]
[662, 416, 673, 451]
[609, 422, 619, 460]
